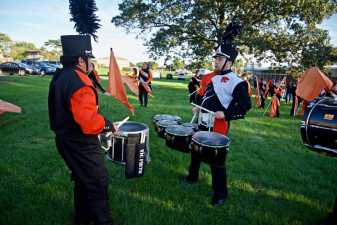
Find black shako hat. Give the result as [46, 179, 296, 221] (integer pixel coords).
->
[213, 43, 238, 62]
[213, 20, 242, 62]
[60, 35, 94, 58]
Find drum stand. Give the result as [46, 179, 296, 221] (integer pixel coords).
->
[191, 103, 215, 131]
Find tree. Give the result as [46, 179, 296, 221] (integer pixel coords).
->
[0, 33, 12, 57]
[136, 61, 159, 70]
[10, 42, 38, 60]
[43, 39, 62, 60]
[112, 0, 337, 66]
[172, 57, 184, 70]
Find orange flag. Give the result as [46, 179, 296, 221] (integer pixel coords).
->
[255, 78, 261, 107]
[0, 99, 22, 116]
[107, 48, 135, 114]
[122, 76, 139, 96]
[269, 95, 280, 117]
[296, 67, 333, 101]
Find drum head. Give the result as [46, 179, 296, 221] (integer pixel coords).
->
[192, 131, 230, 148]
[157, 119, 179, 128]
[153, 114, 182, 122]
[119, 121, 148, 132]
[166, 125, 194, 136]
[181, 123, 198, 130]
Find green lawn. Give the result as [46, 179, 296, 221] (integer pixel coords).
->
[0, 75, 336, 225]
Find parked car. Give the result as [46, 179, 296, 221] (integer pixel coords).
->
[0, 62, 32, 75]
[176, 70, 186, 80]
[42, 61, 62, 69]
[22, 60, 56, 75]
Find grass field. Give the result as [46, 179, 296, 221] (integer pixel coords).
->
[0, 75, 336, 225]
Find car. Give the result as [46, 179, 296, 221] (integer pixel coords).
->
[42, 60, 62, 69]
[0, 62, 32, 75]
[22, 60, 56, 75]
[176, 70, 186, 80]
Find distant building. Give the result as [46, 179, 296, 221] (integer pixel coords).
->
[96, 56, 130, 69]
[24, 50, 41, 60]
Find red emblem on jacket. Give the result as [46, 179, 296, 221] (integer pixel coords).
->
[221, 76, 230, 83]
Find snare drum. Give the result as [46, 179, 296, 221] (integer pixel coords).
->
[165, 125, 194, 153]
[99, 121, 150, 178]
[155, 119, 179, 137]
[191, 131, 230, 165]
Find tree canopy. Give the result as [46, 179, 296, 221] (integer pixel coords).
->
[112, 0, 337, 68]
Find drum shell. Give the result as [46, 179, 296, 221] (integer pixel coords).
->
[165, 132, 192, 153]
[155, 120, 179, 137]
[104, 121, 150, 178]
[301, 97, 337, 156]
[191, 141, 228, 164]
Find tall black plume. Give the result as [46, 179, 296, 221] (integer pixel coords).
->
[69, 0, 101, 41]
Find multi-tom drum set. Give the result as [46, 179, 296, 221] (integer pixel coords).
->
[153, 104, 230, 164]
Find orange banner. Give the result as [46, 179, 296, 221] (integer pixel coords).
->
[106, 48, 135, 114]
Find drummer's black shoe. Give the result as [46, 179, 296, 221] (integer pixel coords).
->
[320, 213, 337, 225]
[73, 215, 94, 225]
[182, 176, 198, 184]
[212, 196, 227, 206]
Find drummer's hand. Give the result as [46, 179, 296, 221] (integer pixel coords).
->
[113, 124, 118, 133]
[215, 111, 225, 119]
[104, 92, 111, 96]
[192, 107, 200, 113]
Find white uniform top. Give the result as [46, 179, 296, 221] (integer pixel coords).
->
[211, 72, 243, 109]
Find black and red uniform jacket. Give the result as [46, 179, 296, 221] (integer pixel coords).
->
[195, 70, 251, 135]
[48, 66, 107, 136]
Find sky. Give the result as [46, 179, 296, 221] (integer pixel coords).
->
[0, 0, 336, 65]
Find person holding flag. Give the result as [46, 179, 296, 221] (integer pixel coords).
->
[138, 63, 153, 107]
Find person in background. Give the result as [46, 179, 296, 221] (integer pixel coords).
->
[188, 69, 201, 103]
[138, 63, 153, 107]
[88, 62, 109, 95]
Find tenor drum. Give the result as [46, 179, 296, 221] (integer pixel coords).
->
[152, 114, 182, 125]
[155, 119, 179, 137]
[181, 122, 199, 132]
[300, 96, 337, 156]
[99, 121, 150, 178]
[165, 125, 194, 153]
[191, 131, 230, 164]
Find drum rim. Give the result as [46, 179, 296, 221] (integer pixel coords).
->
[166, 130, 193, 137]
[191, 131, 230, 148]
[116, 121, 149, 135]
[156, 120, 179, 128]
[191, 138, 230, 148]
[153, 114, 182, 122]
[165, 125, 194, 136]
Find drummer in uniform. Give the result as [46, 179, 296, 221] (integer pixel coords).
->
[184, 38, 251, 206]
[48, 35, 115, 225]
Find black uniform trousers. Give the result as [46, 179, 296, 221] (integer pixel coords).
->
[138, 85, 149, 107]
[187, 128, 228, 199]
[55, 134, 113, 225]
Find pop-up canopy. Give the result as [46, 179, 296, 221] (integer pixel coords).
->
[296, 67, 333, 101]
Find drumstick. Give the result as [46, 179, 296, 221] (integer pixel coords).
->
[191, 103, 215, 114]
[190, 112, 197, 123]
[116, 116, 130, 130]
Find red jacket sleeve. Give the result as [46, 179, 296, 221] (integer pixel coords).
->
[70, 86, 105, 135]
